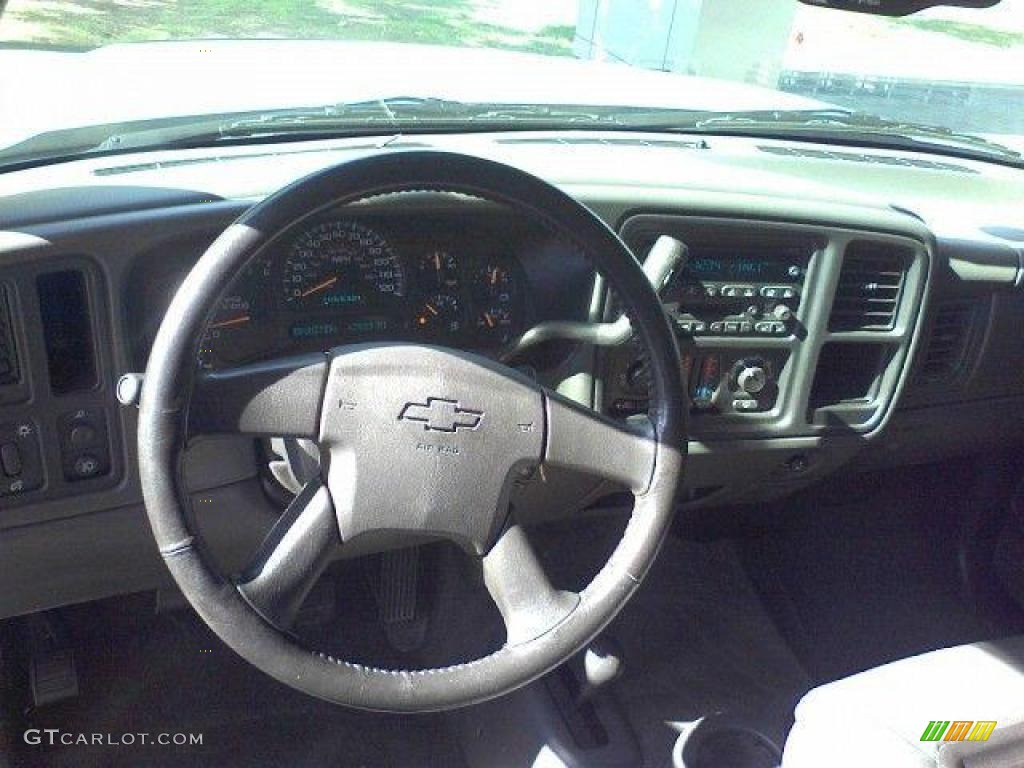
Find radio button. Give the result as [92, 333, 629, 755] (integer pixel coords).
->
[760, 286, 781, 299]
[692, 322, 706, 334]
[733, 398, 760, 412]
[724, 321, 740, 334]
[709, 321, 725, 334]
[740, 322, 753, 334]
[754, 321, 773, 334]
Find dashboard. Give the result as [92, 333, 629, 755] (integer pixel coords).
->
[1, 130, 1023, 620]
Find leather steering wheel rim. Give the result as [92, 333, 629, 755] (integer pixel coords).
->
[138, 150, 686, 712]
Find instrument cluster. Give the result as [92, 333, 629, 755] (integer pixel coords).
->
[197, 216, 527, 369]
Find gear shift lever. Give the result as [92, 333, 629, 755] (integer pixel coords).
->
[577, 635, 625, 704]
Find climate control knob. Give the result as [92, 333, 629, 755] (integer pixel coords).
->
[736, 365, 767, 395]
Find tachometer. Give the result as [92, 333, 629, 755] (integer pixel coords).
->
[198, 268, 269, 370]
[282, 220, 405, 311]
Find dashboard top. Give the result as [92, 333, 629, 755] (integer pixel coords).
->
[2, 131, 1023, 240]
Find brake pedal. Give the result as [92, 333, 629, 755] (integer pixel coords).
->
[26, 615, 78, 708]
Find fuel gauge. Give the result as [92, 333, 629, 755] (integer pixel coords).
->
[416, 249, 460, 292]
[475, 262, 513, 301]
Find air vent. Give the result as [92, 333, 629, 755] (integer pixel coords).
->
[496, 136, 707, 150]
[829, 242, 910, 332]
[758, 145, 976, 174]
[917, 299, 979, 384]
[0, 287, 18, 386]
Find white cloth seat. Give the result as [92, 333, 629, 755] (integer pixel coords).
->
[782, 636, 1024, 768]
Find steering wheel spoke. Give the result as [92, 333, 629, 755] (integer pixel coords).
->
[482, 522, 579, 646]
[189, 353, 329, 438]
[542, 388, 657, 494]
[235, 479, 340, 630]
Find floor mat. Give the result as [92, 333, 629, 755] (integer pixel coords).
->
[13, 593, 464, 768]
[535, 520, 812, 768]
[739, 463, 999, 685]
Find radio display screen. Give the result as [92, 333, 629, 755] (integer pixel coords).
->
[682, 246, 809, 284]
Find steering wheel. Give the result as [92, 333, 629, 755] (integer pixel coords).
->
[138, 150, 685, 712]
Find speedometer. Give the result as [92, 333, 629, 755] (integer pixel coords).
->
[282, 220, 405, 311]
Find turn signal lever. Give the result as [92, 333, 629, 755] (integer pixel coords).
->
[502, 235, 688, 360]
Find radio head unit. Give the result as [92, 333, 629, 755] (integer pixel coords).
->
[663, 243, 812, 337]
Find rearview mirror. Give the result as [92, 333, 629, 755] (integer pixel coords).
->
[797, 0, 1000, 16]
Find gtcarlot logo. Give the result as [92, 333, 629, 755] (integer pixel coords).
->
[24, 729, 203, 747]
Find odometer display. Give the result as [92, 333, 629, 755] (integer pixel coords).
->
[282, 220, 405, 310]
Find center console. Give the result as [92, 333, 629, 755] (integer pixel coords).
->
[603, 215, 929, 445]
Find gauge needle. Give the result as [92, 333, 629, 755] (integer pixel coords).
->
[208, 314, 251, 329]
[424, 303, 439, 316]
[490, 267, 499, 285]
[483, 312, 495, 328]
[434, 251, 442, 271]
[301, 275, 338, 298]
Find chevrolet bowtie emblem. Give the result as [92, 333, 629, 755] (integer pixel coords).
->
[399, 398, 483, 433]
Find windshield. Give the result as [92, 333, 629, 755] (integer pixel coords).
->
[0, 0, 1022, 168]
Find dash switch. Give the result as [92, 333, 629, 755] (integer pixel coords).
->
[0, 422, 43, 497]
[58, 408, 111, 483]
[1, 442, 21, 476]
